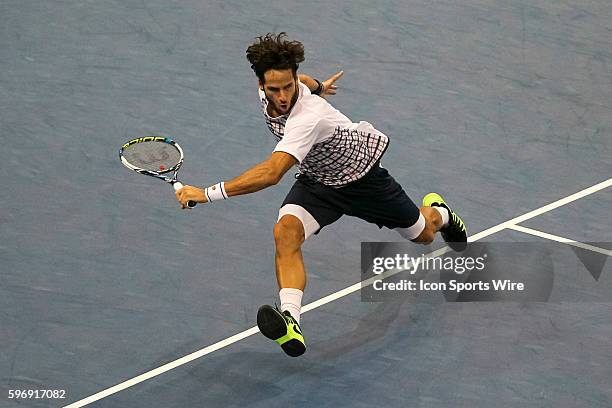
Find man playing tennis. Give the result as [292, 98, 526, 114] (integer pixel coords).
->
[176, 32, 467, 357]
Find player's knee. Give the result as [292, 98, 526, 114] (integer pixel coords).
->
[274, 216, 305, 249]
[412, 228, 435, 245]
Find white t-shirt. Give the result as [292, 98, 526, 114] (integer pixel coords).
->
[259, 81, 389, 186]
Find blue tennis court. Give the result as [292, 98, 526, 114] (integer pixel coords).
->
[1, 0, 611, 407]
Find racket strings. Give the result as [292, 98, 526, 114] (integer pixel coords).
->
[122, 142, 182, 172]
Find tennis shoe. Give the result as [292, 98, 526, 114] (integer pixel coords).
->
[257, 304, 306, 357]
[423, 192, 468, 252]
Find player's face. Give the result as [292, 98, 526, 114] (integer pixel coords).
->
[261, 68, 298, 115]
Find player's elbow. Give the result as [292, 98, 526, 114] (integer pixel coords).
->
[263, 153, 295, 186]
[266, 170, 283, 186]
[257, 168, 281, 187]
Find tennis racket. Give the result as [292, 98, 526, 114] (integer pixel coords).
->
[119, 136, 197, 208]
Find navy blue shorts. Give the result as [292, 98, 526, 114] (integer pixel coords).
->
[281, 164, 421, 235]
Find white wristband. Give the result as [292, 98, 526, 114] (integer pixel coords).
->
[204, 182, 227, 202]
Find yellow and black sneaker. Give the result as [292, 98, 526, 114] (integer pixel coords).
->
[257, 304, 306, 357]
[423, 192, 468, 252]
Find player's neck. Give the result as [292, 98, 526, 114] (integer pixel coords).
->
[266, 103, 283, 118]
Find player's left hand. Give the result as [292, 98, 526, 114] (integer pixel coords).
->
[321, 70, 344, 98]
[175, 185, 207, 209]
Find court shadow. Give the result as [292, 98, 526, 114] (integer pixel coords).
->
[308, 296, 412, 360]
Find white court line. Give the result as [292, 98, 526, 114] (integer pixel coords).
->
[508, 224, 612, 256]
[63, 177, 612, 408]
[467, 178, 612, 242]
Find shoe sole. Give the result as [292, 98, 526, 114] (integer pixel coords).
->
[257, 305, 306, 357]
[444, 238, 468, 252]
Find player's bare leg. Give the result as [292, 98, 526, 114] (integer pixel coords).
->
[257, 214, 307, 357]
[273, 215, 306, 290]
[412, 206, 444, 244]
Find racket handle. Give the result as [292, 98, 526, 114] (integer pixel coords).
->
[173, 182, 197, 208]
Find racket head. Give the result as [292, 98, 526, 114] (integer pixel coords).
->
[119, 136, 184, 179]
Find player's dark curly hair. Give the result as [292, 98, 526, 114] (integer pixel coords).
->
[246, 32, 305, 83]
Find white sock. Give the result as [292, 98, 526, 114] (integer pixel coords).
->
[434, 206, 449, 227]
[279, 288, 303, 325]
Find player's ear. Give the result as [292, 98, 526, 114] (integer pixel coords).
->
[258, 80, 264, 91]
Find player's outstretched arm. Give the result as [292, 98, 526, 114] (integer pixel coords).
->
[175, 151, 297, 208]
[298, 71, 343, 98]
[224, 151, 297, 195]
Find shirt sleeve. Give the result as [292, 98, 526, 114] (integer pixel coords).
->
[273, 115, 322, 163]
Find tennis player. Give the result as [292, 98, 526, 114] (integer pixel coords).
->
[176, 33, 467, 357]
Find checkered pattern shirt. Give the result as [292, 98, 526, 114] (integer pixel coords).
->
[260, 92, 389, 187]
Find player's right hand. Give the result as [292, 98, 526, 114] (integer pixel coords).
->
[175, 185, 207, 209]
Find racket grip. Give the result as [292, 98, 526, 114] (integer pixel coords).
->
[173, 182, 197, 208]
